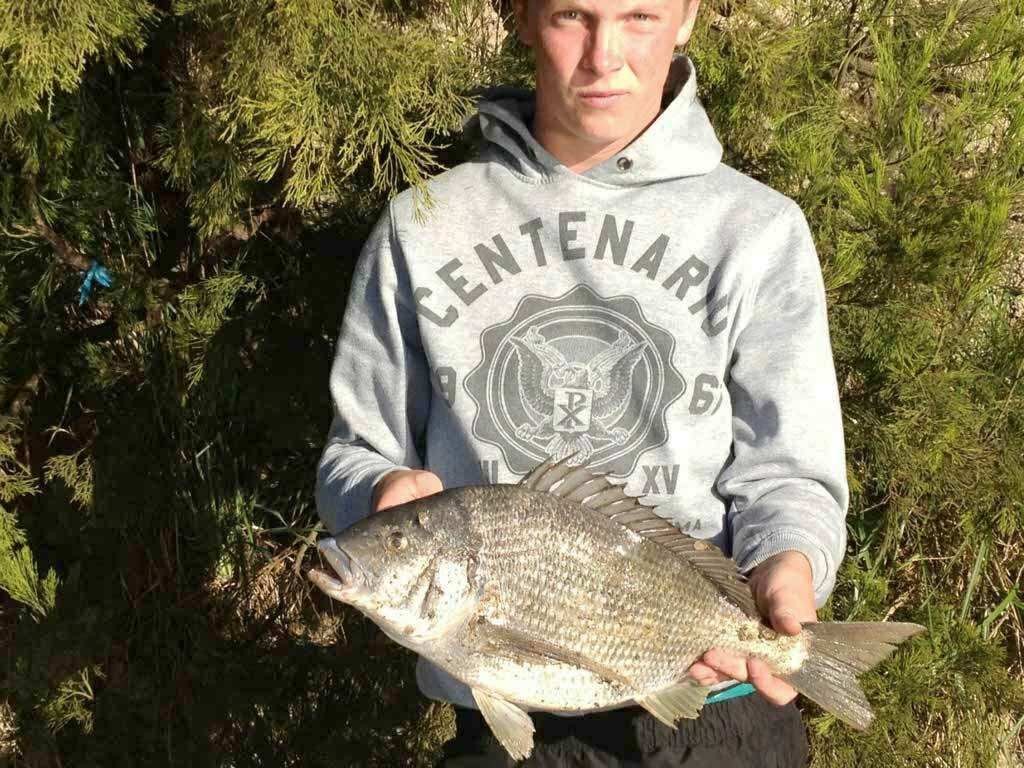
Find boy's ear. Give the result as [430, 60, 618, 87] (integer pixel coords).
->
[675, 0, 701, 48]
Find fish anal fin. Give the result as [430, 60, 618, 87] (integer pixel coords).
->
[476, 621, 634, 688]
[636, 679, 710, 728]
[471, 688, 535, 761]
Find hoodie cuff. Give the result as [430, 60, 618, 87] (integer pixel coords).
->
[735, 531, 835, 608]
[317, 460, 411, 536]
[362, 463, 412, 512]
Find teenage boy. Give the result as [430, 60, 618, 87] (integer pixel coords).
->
[316, 0, 848, 764]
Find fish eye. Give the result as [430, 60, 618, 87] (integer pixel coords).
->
[386, 530, 407, 552]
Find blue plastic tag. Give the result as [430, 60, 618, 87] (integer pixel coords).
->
[704, 682, 756, 705]
[78, 261, 113, 305]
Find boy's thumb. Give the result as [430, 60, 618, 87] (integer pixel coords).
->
[411, 470, 443, 498]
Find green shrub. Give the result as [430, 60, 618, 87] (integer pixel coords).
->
[1, 0, 1021, 765]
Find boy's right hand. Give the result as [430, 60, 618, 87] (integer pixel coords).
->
[372, 469, 443, 513]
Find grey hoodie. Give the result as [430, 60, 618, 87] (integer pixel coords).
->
[315, 54, 848, 709]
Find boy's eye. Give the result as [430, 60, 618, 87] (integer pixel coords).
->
[555, 9, 652, 23]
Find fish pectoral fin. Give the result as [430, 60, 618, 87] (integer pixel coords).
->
[636, 679, 710, 729]
[471, 688, 535, 761]
[476, 622, 634, 687]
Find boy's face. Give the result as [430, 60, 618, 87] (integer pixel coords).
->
[513, 0, 699, 154]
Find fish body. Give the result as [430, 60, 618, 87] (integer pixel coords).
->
[309, 456, 924, 760]
[429, 485, 803, 712]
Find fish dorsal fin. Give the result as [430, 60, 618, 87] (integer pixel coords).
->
[520, 455, 760, 619]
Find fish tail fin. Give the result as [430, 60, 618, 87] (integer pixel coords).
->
[784, 621, 925, 730]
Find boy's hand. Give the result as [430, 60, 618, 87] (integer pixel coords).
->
[687, 550, 817, 706]
[372, 469, 443, 513]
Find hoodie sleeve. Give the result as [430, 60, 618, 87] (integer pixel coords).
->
[315, 201, 431, 535]
[716, 200, 849, 607]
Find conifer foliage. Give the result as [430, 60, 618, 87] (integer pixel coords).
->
[1, 0, 1022, 765]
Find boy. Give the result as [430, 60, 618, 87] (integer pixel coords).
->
[316, 0, 848, 764]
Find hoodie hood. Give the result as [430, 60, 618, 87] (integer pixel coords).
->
[469, 54, 723, 187]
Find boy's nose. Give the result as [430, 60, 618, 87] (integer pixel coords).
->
[583, 22, 624, 76]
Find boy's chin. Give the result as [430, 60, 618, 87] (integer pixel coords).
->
[570, 122, 641, 150]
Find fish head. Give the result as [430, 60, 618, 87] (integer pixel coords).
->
[309, 492, 480, 646]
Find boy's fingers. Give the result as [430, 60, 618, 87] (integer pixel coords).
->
[375, 470, 443, 511]
[749, 552, 816, 636]
[747, 658, 797, 705]
[687, 661, 727, 685]
[701, 649, 749, 682]
[700, 650, 798, 706]
[413, 471, 443, 497]
[768, 603, 805, 636]
[374, 488, 404, 512]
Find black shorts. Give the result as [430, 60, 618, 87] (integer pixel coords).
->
[433, 694, 808, 767]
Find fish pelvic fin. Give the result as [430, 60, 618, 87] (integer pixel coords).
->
[784, 621, 926, 730]
[636, 679, 710, 728]
[471, 688, 535, 761]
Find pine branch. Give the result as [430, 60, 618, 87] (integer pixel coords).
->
[0, 198, 284, 422]
[24, 215, 92, 272]
[984, 356, 1024, 443]
[21, 178, 91, 272]
[208, 204, 295, 249]
[2, 374, 42, 422]
[225, 207, 276, 242]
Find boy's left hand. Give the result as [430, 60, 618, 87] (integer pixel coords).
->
[687, 550, 817, 706]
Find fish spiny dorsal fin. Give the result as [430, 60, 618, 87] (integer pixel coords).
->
[518, 451, 582, 490]
[520, 455, 760, 619]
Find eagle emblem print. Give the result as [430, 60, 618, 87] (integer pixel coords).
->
[465, 284, 686, 475]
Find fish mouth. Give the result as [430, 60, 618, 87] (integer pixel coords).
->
[308, 538, 367, 603]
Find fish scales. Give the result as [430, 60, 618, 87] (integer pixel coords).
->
[458, 485, 744, 709]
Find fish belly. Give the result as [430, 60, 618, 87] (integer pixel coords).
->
[464, 654, 631, 712]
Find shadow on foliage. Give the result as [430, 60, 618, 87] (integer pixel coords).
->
[3, 209, 454, 767]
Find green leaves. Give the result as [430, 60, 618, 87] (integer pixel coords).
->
[0, 0, 156, 124]
[156, 0, 502, 234]
[0, 0, 1021, 763]
[696, 1, 1024, 762]
[0, 504, 58, 619]
[39, 665, 103, 735]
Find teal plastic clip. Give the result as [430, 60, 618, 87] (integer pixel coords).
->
[704, 682, 756, 704]
[78, 261, 113, 305]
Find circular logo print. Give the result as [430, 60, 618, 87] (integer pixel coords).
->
[465, 284, 686, 475]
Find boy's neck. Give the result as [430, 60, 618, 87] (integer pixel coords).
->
[528, 100, 668, 175]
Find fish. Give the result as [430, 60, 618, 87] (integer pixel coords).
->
[308, 454, 925, 760]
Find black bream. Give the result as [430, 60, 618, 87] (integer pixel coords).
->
[308, 455, 925, 760]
